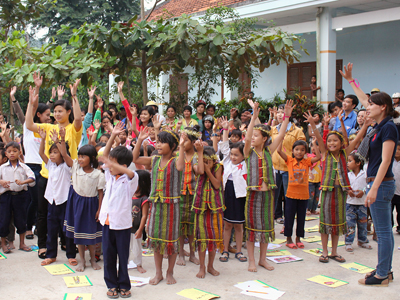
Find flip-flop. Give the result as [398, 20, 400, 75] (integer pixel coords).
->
[19, 247, 32, 252]
[107, 288, 119, 299]
[68, 258, 78, 266]
[25, 234, 34, 240]
[328, 255, 346, 263]
[296, 242, 305, 249]
[358, 242, 372, 250]
[319, 255, 329, 263]
[41, 258, 56, 266]
[2, 247, 11, 254]
[119, 289, 132, 298]
[286, 243, 298, 249]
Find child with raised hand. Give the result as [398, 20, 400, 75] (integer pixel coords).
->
[243, 100, 294, 272]
[0, 142, 35, 254]
[132, 127, 184, 285]
[192, 146, 224, 279]
[278, 111, 321, 250]
[64, 143, 105, 272]
[129, 169, 150, 273]
[218, 116, 247, 263]
[345, 152, 370, 252]
[316, 111, 371, 264]
[39, 127, 77, 266]
[176, 126, 202, 267]
[98, 122, 139, 299]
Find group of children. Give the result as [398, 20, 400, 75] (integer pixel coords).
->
[1, 78, 398, 297]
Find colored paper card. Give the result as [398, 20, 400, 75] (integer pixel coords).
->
[272, 238, 286, 244]
[63, 293, 92, 300]
[234, 280, 279, 291]
[307, 275, 348, 288]
[305, 225, 319, 232]
[318, 240, 345, 247]
[44, 264, 75, 275]
[129, 276, 150, 287]
[267, 255, 303, 264]
[303, 236, 322, 243]
[63, 275, 93, 288]
[303, 248, 331, 257]
[266, 250, 292, 257]
[30, 245, 39, 252]
[241, 288, 285, 300]
[0, 252, 7, 259]
[305, 216, 318, 221]
[142, 249, 154, 256]
[267, 243, 282, 250]
[177, 288, 220, 300]
[340, 262, 374, 274]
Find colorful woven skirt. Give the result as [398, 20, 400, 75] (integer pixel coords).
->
[319, 185, 347, 235]
[245, 190, 275, 243]
[180, 194, 195, 236]
[194, 210, 223, 252]
[147, 200, 180, 255]
[64, 187, 102, 245]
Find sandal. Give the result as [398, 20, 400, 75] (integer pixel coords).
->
[235, 252, 248, 262]
[358, 242, 372, 250]
[296, 242, 304, 249]
[286, 243, 298, 249]
[319, 255, 329, 263]
[107, 288, 119, 299]
[219, 251, 229, 262]
[345, 244, 353, 252]
[38, 250, 46, 259]
[41, 258, 56, 266]
[68, 258, 78, 266]
[328, 255, 346, 263]
[26, 234, 34, 240]
[119, 289, 131, 298]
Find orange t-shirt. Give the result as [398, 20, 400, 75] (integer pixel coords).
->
[285, 156, 312, 200]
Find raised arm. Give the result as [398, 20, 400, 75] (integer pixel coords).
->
[118, 81, 133, 123]
[99, 155, 135, 179]
[276, 141, 288, 161]
[193, 140, 204, 175]
[304, 110, 326, 157]
[175, 133, 186, 171]
[129, 106, 139, 137]
[268, 100, 295, 154]
[38, 128, 48, 164]
[310, 137, 321, 163]
[338, 111, 349, 146]
[52, 128, 73, 167]
[103, 122, 125, 158]
[244, 102, 260, 158]
[10, 86, 25, 124]
[132, 127, 152, 167]
[70, 79, 82, 131]
[204, 161, 222, 189]
[339, 63, 369, 108]
[345, 117, 372, 155]
[25, 86, 39, 133]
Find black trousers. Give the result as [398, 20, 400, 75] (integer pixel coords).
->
[284, 197, 308, 238]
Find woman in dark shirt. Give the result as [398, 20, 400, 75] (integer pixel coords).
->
[341, 63, 399, 286]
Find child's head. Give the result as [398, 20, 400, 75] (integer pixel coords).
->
[78, 145, 99, 169]
[292, 140, 308, 159]
[166, 105, 176, 119]
[147, 122, 155, 140]
[347, 152, 364, 172]
[312, 112, 321, 124]
[134, 169, 151, 197]
[109, 146, 133, 174]
[95, 142, 106, 153]
[182, 126, 201, 151]
[230, 129, 242, 143]
[49, 141, 70, 165]
[119, 129, 128, 145]
[252, 124, 270, 148]
[311, 75, 316, 84]
[229, 142, 245, 165]
[310, 139, 319, 155]
[183, 105, 192, 118]
[53, 100, 73, 124]
[156, 130, 180, 155]
[357, 109, 366, 127]
[395, 144, 400, 160]
[101, 116, 112, 130]
[99, 133, 110, 144]
[336, 89, 345, 100]
[328, 101, 342, 117]
[0, 147, 7, 165]
[326, 131, 345, 153]
[203, 115, 214, 130]
[202, 146, 217, 166]
[139, 106, 155, 126]
[206, 104, 216, 116]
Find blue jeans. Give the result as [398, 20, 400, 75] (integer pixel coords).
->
[367, 180, 396, 278]
[345, 204, 368, 244]
[308, 182, 320, 211]
[274, 171, 288, 219]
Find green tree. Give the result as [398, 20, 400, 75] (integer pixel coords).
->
[32, 0, 140, 44]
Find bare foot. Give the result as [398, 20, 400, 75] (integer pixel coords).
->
[166, 272, 177, 284]
[76, 261, 86, 272]
[248, 261, 257, 272]
[149, 274, 163, 285]
[196, 266, 206, 279]
[137, 265, 147, 273]
[8, 242, 15, 250]
[259, 260, 274, 271]
[90, 258, 101, 270]
[183, 249, 190, 257]
[189, 254, 200, 265]
[1, 244, 10, 253]
[176, 255, 186, 266]
[207, 267, 220, 276]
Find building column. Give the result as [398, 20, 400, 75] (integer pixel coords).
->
[317, 7, 336, 108]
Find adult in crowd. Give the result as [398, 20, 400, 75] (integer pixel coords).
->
[165, 105, 178, 130]
[191, 100, 206, 131]
[341, 63, 398, 286]
[146, 100, 166, 125]
[179, 105, 198, 130]
[333, 94, 358, 135]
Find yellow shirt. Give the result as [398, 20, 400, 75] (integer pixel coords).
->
[37, 123, 83, 178]
[180, 118, 198, 130]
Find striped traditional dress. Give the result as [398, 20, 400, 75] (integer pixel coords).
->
[192, 164, 225, 252]
[245, 148, 276, 243]
[147, 156, 182, 254]
[180, 153, 197, 236]
[319, 150, 350, 235]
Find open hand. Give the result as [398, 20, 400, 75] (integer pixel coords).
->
[220, 116, 229, 129]
[339, 63, 354, 82]
[57, 85, 65, 99]
[33, 71, 43, 88]
[50, 129, 59, 143]
[94, 119, 101, 130]
[283, 99, 295, 118]
[10, 86, 17, 98]
[117, 81, 124, 93]
[138, 127, 150, 141]
[58, 126, 66, 140]
[112, 121, 125, 136]
[87, 86, 97, 99]
[38, 128, 46, 139]
[69, 78, 81, 97]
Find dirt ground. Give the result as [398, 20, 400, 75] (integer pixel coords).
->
[1, 218, 399, 300]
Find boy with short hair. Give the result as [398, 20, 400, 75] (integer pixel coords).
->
[0, 142, 35, 254]
[99, 123, 138, 299]
[230, 129, 243, 143]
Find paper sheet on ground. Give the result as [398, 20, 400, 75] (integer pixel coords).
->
[177, 288, 220, 300]
[235, 280, 285, 300]
[303, 248, 331, 257]
[44, 264, 75, 275]
[318, 240, 345, 247]
[129, 276, 150, 287]
[142, 249, 154, 256]
[307, 275, 348, 288]
[305, 216, 319, 221]
[305, 225, 319, 232]
[255, 242, 282, 250]
[303, 236, 321, 243]
[271, 238, 286, 244]
[266, 249, 292, 257]
[63, 275, 92, 288]
[340, 262, 374, 274]
[267, 255, 303, 264]
[63, 293, 92, 300]
[0, 252, 6, 259]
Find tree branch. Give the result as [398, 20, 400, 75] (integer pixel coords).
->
[145, 55, 175, 69]
[145, 0, 163, 21]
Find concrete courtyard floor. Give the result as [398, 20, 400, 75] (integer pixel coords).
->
[1, 218, 400, 300]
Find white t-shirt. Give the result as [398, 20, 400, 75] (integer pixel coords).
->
[392, 159, 400, 196]
[44, 161, 72, 205]
[23, 123, 43, 164]
[347, 170, 367, 205]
